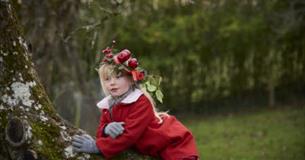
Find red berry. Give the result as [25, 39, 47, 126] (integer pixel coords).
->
[128, 58, 138, 69]
[102, 47, 112, 54]
[106, 53, 113, 58]
[137, 71, 145, 80]
[117, 49, 131, 63]
[102, 58, 108, 63]
[131, 70, 145, 81]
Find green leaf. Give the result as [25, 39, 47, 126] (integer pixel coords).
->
[147, 83, 157, 92]
[158, 76, 162, 85]
[150, 76, 158, 85]
[155, 89, 163, 103]
[145, 81, 150, 86]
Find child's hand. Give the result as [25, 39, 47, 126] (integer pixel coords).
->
[104, 122, 125, 139]
[72, 134, 100, 153]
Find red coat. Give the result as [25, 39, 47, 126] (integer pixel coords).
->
[95, 91, 199, 160]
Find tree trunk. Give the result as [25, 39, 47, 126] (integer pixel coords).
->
[0, 1, 155, 159]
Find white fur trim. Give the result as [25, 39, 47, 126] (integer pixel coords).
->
[96, 96, 111, 109]
[96, 89, 143, 109]
[121, 89, 143, 104]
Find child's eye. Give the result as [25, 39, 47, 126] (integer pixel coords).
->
[116, 72, 123, 78]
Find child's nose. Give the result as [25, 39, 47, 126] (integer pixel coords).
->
[109, 77, 116, 84]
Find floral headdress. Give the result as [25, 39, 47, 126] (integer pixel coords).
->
[96, 41, 164, 103]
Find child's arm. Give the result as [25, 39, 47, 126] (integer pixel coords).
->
[95, 96, 154, 158]
[72, 134, 100, 153]
[96, 109, 111, 138]
[104, 121, 125, 139]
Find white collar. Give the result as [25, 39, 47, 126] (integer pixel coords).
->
[96, 89, 143, 109]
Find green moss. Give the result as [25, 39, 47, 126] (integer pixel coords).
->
[0, 111, 8, 134]
[30, 120, 63, 160]
[31, 85, 55, 113]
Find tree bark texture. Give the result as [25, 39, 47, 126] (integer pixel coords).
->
[0, 1, 155, 160]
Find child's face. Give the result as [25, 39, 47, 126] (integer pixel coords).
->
[103, 73, 132, 97]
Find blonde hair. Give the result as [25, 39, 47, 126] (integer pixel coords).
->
[98, 64, 167, 123]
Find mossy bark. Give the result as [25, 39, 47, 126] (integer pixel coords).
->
[0, 1, 156, 160]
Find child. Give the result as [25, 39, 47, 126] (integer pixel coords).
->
[72, 46, 199, 160]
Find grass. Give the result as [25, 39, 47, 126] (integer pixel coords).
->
[182, 106, 305, 160]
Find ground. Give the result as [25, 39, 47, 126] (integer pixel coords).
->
[183, 105, 305, 160]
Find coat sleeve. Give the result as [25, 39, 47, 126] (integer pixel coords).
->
[96, 109, 111, 138]
[96, 96, 155, 158]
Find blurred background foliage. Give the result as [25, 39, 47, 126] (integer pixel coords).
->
[13, 0, 304, 159]
[14, 0, 304, 136]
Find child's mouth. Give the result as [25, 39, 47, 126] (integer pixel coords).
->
[110, 88, 118, 92]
